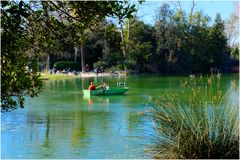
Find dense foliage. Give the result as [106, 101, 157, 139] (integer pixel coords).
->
[1, 1, 42, 111]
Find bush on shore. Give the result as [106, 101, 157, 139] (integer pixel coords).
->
[54, 61, 77, 71]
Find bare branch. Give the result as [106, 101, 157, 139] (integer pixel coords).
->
[177, 1, 184, 20]
[47, 1, 81, 22]
[189, 0, 195, 25]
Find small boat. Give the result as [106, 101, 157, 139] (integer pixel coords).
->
[83, 87, 129, 96]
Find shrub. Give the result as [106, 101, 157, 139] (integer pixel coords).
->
[54, 61, 77, 71]
[93, 60, 107, 69]
[149, 75, 239, 159]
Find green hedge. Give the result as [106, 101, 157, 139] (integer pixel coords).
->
[54, 61, 77, 71]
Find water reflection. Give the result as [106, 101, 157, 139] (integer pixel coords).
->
[2, 74, 238, 159]
[42, 114, 50, 149]
[22, 109, 115, 158]
[83, 95, 110, 107]
[226, 79, 239, 107]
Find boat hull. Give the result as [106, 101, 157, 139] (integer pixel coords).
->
[83, 87, 129, 96]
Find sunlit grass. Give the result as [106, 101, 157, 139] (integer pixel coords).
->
[40, 73, 76, 80]
[149, 75, 239, 159]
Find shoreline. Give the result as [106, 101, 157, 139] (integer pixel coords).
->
[80, 72, 111, 77]
[40, 71, 239, 80]
[40, 71, 126, 80]
[80, 72, 126, 77]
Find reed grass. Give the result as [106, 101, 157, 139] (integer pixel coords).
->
[149, 75, 239, 159]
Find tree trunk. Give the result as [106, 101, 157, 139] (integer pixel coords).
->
[165, 51, 169, 75]
[45, 53, 50, 72]
[103, 39, 110, 55]
[120, 22, 127, 74]
[80, 42, 85, 73]
[74, 46, 78, 63]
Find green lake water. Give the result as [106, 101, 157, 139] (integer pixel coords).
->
[1, 74, 239, 159]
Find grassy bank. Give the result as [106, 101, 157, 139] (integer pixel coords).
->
[149, 75, 239, 159]
[40, 73, 77, 80]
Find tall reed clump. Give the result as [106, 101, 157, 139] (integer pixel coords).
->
[149, 75, 239, 159]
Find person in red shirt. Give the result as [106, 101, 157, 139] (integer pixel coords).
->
[88, 82, 96, 90]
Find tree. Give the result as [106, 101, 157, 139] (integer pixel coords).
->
[100, 23, 123, 68]
[225, 14, 239, 49]
[128, 19, 155, 72]
[187, 11, 211, 73]
[154, 2, 224, 74]
[225, 11, 239, 60]
[111, 1, 137, 73]
[208, 14, 228, 68]
[26, 3, 64, 71]
[154, 3, 175, 73]
[1, 1, 42, 111]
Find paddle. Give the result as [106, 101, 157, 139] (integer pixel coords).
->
[96, 89, 105, 95]
[95, 85, 106, 95]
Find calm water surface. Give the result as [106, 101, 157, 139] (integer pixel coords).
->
[1, 74, 239, 159]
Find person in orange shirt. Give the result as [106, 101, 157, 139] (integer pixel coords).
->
[88, 82, 96, 90]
